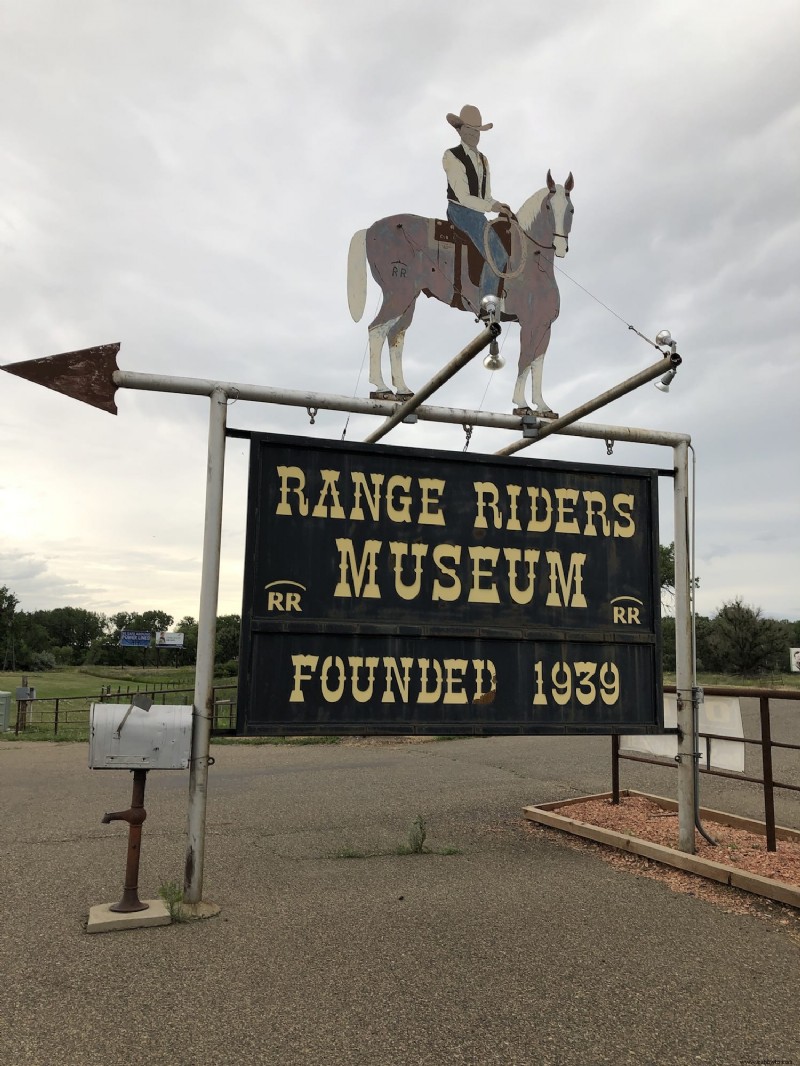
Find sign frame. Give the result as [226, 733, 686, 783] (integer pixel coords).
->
[237, 433, 663, 737]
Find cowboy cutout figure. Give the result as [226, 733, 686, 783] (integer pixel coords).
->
[443, 104, 515, 308]
[348, 104, 574, 415]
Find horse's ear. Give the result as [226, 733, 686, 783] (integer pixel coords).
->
[565, 172, 574, 193]
[546, 170, 556, 192]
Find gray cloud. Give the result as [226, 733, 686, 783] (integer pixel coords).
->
[1, 0, 798, 622]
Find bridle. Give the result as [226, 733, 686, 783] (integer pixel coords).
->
[519, 192, 572, 254]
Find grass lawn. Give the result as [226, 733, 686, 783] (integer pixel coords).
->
[0, 665, 200, 699]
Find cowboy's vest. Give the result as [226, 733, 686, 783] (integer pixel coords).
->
[445, 145, 488, 203]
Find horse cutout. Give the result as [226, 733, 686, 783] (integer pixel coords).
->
[347, 171, 574, 416]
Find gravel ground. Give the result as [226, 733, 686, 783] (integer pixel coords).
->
[1, 729, 798, 1066]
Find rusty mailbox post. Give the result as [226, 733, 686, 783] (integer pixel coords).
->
[89, 695, 193, 912]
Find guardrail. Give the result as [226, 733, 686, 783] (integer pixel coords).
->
[612, 685, 800, 851]
[9, 685, 238, 738]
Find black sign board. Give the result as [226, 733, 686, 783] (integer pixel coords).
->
[237, 434, 662, 735]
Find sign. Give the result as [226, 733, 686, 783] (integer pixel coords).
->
[156, 631, 185, 648]
[119, 630, 151, 648]
[621, 695, 744, 772]
[237, 434, 662, 736]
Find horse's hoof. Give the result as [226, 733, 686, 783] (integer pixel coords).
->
[370, 389, 395, 400]
[394, 390, 414, 401]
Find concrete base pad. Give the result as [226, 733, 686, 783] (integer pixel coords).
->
[86, 899, 172, 934]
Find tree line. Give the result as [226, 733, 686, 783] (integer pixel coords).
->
[656, 545, 799, 673]
[661, 601, 799, 675]
[0, 587, 240, 673]
[2, 550, 799, 676]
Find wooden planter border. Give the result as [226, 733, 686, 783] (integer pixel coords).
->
[522, 790, 800, 909]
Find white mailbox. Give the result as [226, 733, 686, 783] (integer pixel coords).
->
[89, 701, 193, 770]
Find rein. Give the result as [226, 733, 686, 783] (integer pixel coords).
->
[525, 230, 556, 251]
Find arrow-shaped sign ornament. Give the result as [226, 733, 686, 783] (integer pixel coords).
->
[1, 342, 121, 414]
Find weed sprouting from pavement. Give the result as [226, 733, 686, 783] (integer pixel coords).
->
[406, 815, 427, 854]
[334, 816, 461, 860]
[158, 880, 186, 921]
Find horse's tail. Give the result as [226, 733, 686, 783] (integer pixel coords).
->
[347, 229, 368, 322]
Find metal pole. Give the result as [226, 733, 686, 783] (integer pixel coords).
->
[183, 387, 227, 905]
[611, 735, 620, 804]
[114, 369, 691, 447]
[495, 353, 680, 456]
[102, 768, 149, 913]
[673, 440, 695, 853]
[759, 696, 777, 852]
[363, 324, 500, 444]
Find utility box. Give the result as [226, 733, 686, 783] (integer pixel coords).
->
[0, 692, 11, 732]
[89, 702, 193, 770]
[16, 685, 36, 701]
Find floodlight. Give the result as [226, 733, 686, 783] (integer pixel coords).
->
[483, 339, 505, 371]
[654, 368, 678, 393]
[480, 295, 501, 321]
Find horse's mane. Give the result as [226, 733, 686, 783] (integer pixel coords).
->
[516, 187, 549, 233]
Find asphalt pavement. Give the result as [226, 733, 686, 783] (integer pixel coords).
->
[1, 705, 798, 1066]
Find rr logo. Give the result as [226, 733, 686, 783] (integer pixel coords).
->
[610, 596, 643, 624]
[265, 580, 306, 613]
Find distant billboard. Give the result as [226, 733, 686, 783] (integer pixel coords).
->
[119, 630, 151, 648]
[156, 631, 185, 648]
[791, 648, 800, 673]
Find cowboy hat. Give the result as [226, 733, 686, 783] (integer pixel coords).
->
[446, 105, 493, 131]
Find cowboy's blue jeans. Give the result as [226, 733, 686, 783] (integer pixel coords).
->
[446, 202, 508, 304]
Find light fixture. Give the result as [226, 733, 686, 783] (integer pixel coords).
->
[653, 328, 680, 392]
[479, 296, 504, 369]
[656, 328, 679, 356]
[655, 367, 677, 393]
[480, 294, 501, 321]
[483, 340, 505, 371]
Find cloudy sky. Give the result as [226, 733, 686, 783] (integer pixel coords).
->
[2, 0, 798, 626]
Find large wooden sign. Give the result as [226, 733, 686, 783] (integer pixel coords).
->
[237, 434, 663, 736]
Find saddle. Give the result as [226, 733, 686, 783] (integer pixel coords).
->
[430, 218, 513, 311]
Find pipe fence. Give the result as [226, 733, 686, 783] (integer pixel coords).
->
[612, 684, 800, 851]
[9, 684, 238, 738]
